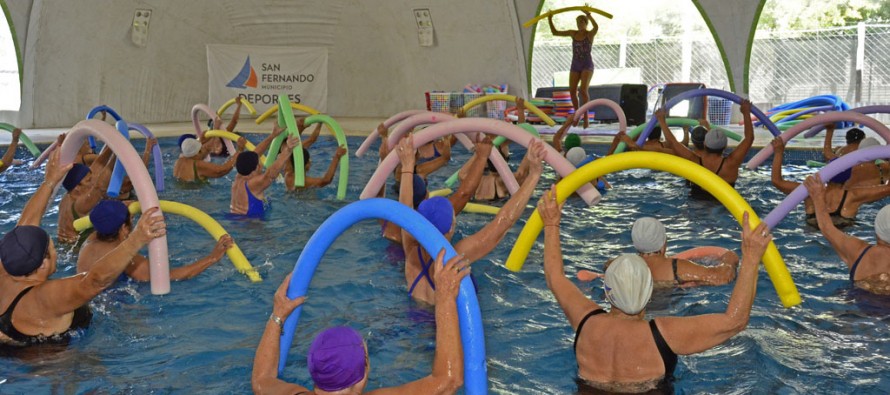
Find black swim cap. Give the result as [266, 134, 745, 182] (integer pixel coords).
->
[691, 126, 708, 144]
[846, 128, 865, 144]
[236, 151, 259, 175]
[63, 164, 91, 192]
[0, 226, 50, 276]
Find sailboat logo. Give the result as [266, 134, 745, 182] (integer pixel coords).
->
[226, 56, 258, 89]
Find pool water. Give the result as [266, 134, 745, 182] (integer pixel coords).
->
[1, 135, 889, 394]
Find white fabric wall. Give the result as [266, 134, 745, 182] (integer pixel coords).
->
[2, 0, 529, 127]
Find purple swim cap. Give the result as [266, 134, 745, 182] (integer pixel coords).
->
[417, 196, 454, 234]
[178, 134, 197, 148]
[308, 326, 366, 392]
[63, 164, 91, 192]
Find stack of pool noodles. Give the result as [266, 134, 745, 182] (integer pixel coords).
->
[552, 91, 574, 121]
[755, 95, 851, 131]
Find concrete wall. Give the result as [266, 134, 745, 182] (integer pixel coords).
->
[1, 0, 529, 127]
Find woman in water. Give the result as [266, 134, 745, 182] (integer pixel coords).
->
[548, 10, 599, 128]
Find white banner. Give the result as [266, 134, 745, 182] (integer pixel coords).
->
[207, 44, 327, 113]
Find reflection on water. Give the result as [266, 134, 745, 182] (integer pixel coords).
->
[0, 138, 888, 393]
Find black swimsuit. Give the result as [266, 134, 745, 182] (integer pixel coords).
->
[849, 245, 873, 282]
[690, 157, 734, 199]
[573, 309, 678, 381]
[0, 287, 92, 345]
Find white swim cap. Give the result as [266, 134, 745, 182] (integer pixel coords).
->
[604, 254, 653, 315]
[704, 129, 727, 150]
[566, 147, 587, 166]
[858, 137, 882, 150]
[181, 138, 201, 158]
[632, 217, 666, 253]
[875, 205, 890, 243]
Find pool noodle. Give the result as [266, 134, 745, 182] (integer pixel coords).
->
[803, 105, 890, 138]
[360, 118, 602, 205]
[505, 151, 800, 308]
[254, 102, 320, 125]
[523, 6, 613, 28]
[266, 95, 305, 187]
[444, 123, 538, 190]
[203, 130, 267, 163]
[771, 106, 833, 124]
[0, 123, 40, 156]
[613, 118, 740, 154]
[461, 94, 557, 126]
[355, 110, 426, 157]
[60, 119, 170, 295]
[303, 114, 349, 199]
[127, 123, 165, 192]
[385, 112, 517, 194]
[492, 123, 540, 147]
[73, 200, 261, 283]
[106, 120, 131, 198]
[573, 99, 628, 133]
[633, 89, 779, 149]
[428, 189, 500, 214]
[279, 198, 487, 394]
[763, 145, 890, 230]
[746, 111, 890, 170]
[192, 103, 235, 156]
[86, 105, 123, 151]
[216, 98, 257, 117]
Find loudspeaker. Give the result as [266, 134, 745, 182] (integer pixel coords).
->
[660, 83, 707, 120]
[534, 84, 648, 125]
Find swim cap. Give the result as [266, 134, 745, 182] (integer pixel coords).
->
[177, 134, 197, 148]
[566, 147, 587, 166]
[63, 164, 91, 192]
[704, 129, 727, 150]
[564, 133, 581, 151]
[631, 217, 666, 253]
[417, 196, 454, 234]
[846, 128, 865, 144]
[235, 151, 259, 175]
[604, 254, 653, 315]
[180, 138, 201, 158]
[826, 158, 852, 184]
[308, 326, 366, 392]
[876, 205, 890, 243]
[90, 200, 129, 237]
[691, 126, 708, 145]
[858, 137, 882, 150]
[0, 225, 50, 276]
[412, 174, 427, 209]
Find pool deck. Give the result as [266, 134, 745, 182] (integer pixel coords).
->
[1, 116, 887, 150]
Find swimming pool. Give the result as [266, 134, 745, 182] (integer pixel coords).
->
[1, 135, 889, 393]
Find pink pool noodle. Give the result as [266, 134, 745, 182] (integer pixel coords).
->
[355, 110, 426, 157]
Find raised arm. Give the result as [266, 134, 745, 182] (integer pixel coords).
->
[658, 109, 698, 162]
[254, 126, 285, 156]
[548, 14, 572, 36]
[727, 100, 755, 164]
[34, 207, 166, 316]
[197, 138, 247, 178]
[141, 137, 157, 167]
[539, 185, 600, 329]
[73, 156, 115, 215]
[251, 273, 310, 395]
[805, 174, 870, 268]
[301, 123, 322, 149]
[656, 212, 771, 355]
[449, 136, 492, 213]
[456, 139, 545, 262]
[552, 122, 571, 152]
[398, 135, 420, 249]
[585, 11, 598, 39]
[822, 123, 838, 161]
[225, 97, 242, 132]
[304, 146, 346, 188]
[0, 128, 20, 172]
[251, 136, 299, 191]
[770, 138, 799, 194]
[369, 250, 467, 395]
[416, 138, 452, 177]
[18, 137, 72, 226]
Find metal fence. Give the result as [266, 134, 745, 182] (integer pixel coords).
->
[532, 24, 890, 116]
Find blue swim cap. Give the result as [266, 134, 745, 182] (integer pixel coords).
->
[63, 164, 91, 192]
[417, 196, 454, 234]
[90, 200, 129, 237]
[0, 225, 50, 276]
[178, 134, 197, 148]
[412, 174, 427, 209]
[828, 158, 852, 184]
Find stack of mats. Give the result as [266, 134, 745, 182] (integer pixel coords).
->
[552, 91, 574, 122]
